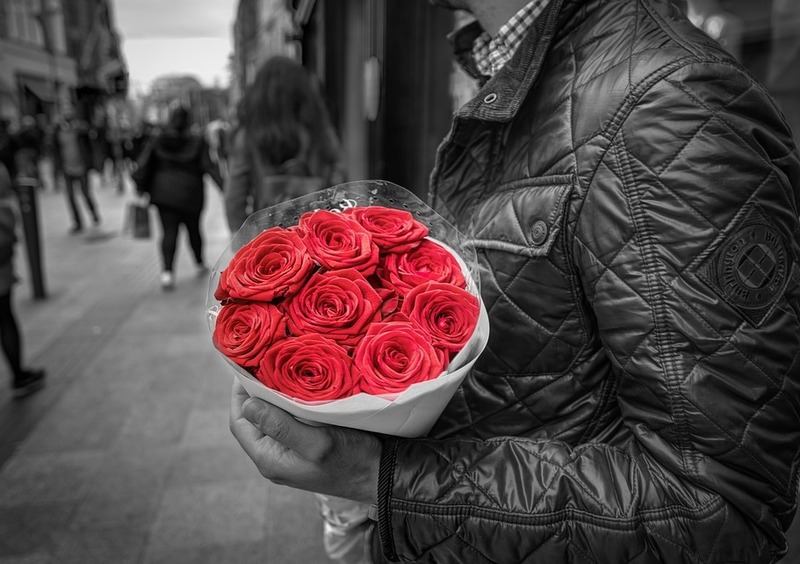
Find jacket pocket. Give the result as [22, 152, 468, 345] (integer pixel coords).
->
[470, 175, 573, 258]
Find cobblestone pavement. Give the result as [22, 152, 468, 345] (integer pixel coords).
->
[0, 172, 330, 563]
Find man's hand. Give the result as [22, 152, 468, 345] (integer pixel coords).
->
[229, 380, 382, 504]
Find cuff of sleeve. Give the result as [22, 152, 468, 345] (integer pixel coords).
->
[376, 436, 399, 562]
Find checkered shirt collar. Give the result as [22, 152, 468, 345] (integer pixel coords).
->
[472, 0, 552, 77]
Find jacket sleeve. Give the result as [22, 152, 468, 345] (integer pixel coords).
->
[375, 62, 800, 562]
[224, 130, 253, 233]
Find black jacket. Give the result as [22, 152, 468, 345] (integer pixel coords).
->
[375, 0, 800, 562]
[134, 129, 222, 214]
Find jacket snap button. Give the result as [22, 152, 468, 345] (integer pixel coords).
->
[530, 220, 548, 246]
[483, 93, 497, 104]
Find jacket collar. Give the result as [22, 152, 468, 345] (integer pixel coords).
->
[448, 0, 568, 123]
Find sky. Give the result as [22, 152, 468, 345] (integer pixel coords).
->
[112, 0, 238, 93]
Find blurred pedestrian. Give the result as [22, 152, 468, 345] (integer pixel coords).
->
[43, 115, 63, 192]
[0, 119, 15, 179]
[55, 115, 101, 234]
[0, 162, 45, 398]
[205, 118, 229, 180]
[106, 123, 126, 194]
[126, 121, 155, 165]
[133, 105, 222, 291]
[12, 116, 43, 183]
[224, 55, 346, 233]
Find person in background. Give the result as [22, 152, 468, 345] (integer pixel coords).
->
[55, 115, 101, 235]
[125, 121, 155, 170]
[133, 105, 222, 291]
[229, 0, 800, 562]
[205, 118, 230, 182]
[0, 162, 45, 398]
[224, 55, 346, 233]
[11, 116, 42, 183]
[0, 120, 15, 180]
[44, 116, 63, 192]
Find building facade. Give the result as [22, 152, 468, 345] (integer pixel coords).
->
[0, 0, 77, 121]
[0, 0, 126, 126]
[231, 0, 297, 106]
[61, 0, 127, 121]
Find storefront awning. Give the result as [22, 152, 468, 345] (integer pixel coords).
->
[21, 80, 54, 103]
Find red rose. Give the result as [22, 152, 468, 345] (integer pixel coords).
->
[377, 239, 466, 297]
[401, 282, 479, 354]
[354, 321, 447, 395]
[212, 302, 286, 368]
[257, 334, 361, 401]
[215, 227, 315, 303]
[297, 210, 379, 276]
[284, 269, 383, 346]
[343, 206, 428, 253]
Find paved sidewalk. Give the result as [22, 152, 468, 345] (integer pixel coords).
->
[0, 173, 330, 563]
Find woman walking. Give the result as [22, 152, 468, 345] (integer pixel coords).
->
[133, 106, 222, 290]
[224, 55, 346, 232]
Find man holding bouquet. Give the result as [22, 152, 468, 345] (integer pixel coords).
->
[231, 0, 800, 562]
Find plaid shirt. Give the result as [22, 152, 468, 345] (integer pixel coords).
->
[472, 0, 552, 77]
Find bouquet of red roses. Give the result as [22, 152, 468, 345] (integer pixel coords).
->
[206, 181, 488, 437]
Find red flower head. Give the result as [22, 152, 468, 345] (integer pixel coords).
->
[215, 227, 315, 303]
[257, 334, 361, 401]
[343, 206, 428, 254]
[284, 269, 383, 346]
[377, 239, 466, 297]
[401, 282, 479, 355]
[354, 321, 447, 395]
[212, 302, 286, 368]
[297, 210, 379, 276]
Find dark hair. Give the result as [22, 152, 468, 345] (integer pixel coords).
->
[167, 105, 191, 134]
[237, 55, 339, 168]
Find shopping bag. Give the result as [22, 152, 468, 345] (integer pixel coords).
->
[123, 198, 151, 239]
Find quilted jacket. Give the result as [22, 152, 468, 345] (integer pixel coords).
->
[374, 0, 800, 562]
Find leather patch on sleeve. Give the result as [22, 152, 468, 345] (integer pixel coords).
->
[697, 207, 791, 327]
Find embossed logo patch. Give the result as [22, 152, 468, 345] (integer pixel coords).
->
[698, 208, 790, 326]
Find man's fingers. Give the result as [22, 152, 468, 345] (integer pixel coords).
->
[229, 380, 268, 457]
[242, 397, 328, 461]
